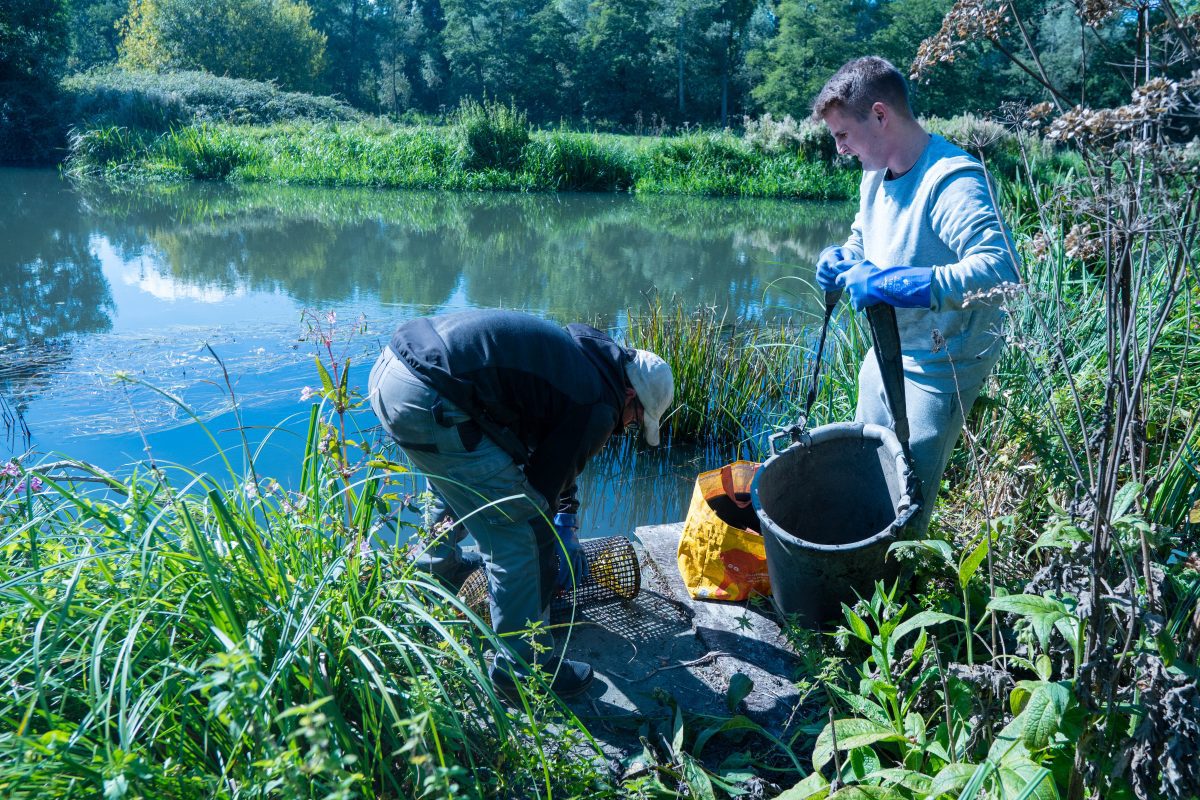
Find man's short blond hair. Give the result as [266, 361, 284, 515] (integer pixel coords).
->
[811, 56, 913, 122]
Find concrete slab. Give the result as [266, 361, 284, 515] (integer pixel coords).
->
[561, 523, 804, 766]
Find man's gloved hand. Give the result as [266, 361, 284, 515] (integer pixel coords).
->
[552, 513, 588, 592]
[836, 260, 934, 311]
[815, 245, 852, 293]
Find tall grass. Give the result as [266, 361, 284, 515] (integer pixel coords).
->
[0, 400, 611, 799]
[65, 110, 860, 200]
[622, 301, 871, 448]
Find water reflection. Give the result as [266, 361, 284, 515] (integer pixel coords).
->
[3, 169, 853, 527]
[74, 179, 853, 323]
[1, 169, 115, 444]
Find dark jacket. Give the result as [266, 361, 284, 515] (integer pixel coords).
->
[389, 309, 631, 512]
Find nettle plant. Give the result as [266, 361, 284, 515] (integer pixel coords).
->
[907, 3, 1200, 800]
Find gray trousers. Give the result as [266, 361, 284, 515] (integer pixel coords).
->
[368, 347, 556, 668]
[854, 350, 986, 533]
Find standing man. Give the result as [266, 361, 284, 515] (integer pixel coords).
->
[368, 309, 673, 700]
[812, 57, 1020, 529]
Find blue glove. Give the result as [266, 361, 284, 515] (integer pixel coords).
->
[815, 245, 852, 293]
[552, 513, 588, 592]
[836, 260, 933, 311]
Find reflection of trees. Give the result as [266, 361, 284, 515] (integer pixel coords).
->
[1, 169, 114, 429]
[74, 180, 855, 322]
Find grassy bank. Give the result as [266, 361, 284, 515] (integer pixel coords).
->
[57, 71, 1073, 200]
[67, 118, 860, 199]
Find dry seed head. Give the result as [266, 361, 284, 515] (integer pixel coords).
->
[911, 0, 1009, 81]
[1074, 0, 1125, 28]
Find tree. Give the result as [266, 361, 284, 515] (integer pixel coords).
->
[440, 0, 573, 117]
[307, 0, 387, 107]
[0, 0, 70, 162]
[68, 0, 127, 71]
[748, 0, 864, 119]
[118, 0, 327, 92]
[578, 0, 668, 123]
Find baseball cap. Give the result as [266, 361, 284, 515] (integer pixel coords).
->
[624, 349, 674, 446]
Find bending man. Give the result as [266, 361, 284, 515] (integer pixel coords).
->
[812, 57, 1020, 530]
[368, 309, 673, 699]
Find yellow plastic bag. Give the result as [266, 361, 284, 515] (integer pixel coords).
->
[676, 461, 771, 601]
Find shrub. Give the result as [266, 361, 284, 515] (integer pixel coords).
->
[454, 97, 531, 172]
[742, 112, 835, 162]
[62, 68, 361, 133]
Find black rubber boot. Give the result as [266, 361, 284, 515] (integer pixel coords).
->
[490, 656, 594, 702]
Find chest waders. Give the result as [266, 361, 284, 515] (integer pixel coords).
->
[751, 290, 925, 627]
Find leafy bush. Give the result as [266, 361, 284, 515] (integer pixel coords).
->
[453, 97, 531, 172]
[62, 68, 361, 132]
[742, 112, 836, 162]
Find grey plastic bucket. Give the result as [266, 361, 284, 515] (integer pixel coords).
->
[751, 421, 919, 627]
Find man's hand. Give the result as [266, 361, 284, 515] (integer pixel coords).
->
[815, 245, 853, 293]
[552, 513, 588, 592]
[836, 260, 933, 311]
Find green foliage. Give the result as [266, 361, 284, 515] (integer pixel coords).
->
[63, 68, 362, 132]
[64, 117, 860, 200]
[453, 97, 531, 172]
[0, 369, 613, 799]
[623, 301, 815, 444]
[0, 0, 70, 162]
[117, 0, 327, 92]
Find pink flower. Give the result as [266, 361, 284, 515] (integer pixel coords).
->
[325, 311, 337, 325]
[1, 462, 18, 479]
[299, 386, 317, 401]
[15, 477, 43, 493]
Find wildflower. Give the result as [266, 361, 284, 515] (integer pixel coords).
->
[300, 386, 317, 402]
[244, 480, 260, 499]
[1, 462, 18, 479]
[15, 477, 44, 493]
[325, 311, 337, 326]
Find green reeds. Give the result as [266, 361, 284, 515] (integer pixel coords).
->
[66, 119, 858, 200]
[0, 403, 607, 798]
[622, 300, 869, 447]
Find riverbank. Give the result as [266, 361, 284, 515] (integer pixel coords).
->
[56, 71, 1068, 200]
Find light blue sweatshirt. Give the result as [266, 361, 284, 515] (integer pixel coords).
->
[843, 134, 1021, 393]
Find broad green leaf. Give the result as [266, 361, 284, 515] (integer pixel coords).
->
[958, 528, 996, 589]
[681, 754, 716, 800]
[826, 684, 891, 727]
[314, 355, 336, 395]
[1000, 763, 1059, 800]
[987, 594, 1071, 649]
[903, 712, 926, 745]
[845, 608, 873, 644]
[1021, 683, 1072, 751]
[671, 703, 684, 756]
[927, 763, 978, 798]
[775, 771, 828, 800]
[813, 718, 905, 771]
[890, 610, 961, 646]
[865, 767, 933, 793]
[726, 672, 753, 712]
[1036, 654, 1053, 681]
[1111, 482, 1142, 519]
[1028, 521, 1089, 552]
[828, 786, 906, 800]
[989, 713, 1033, 765]
[1010, 684, 1032, 715]
[888, 538, 953, 565]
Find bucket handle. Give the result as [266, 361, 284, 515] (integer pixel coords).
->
[767, 423, 810, 456]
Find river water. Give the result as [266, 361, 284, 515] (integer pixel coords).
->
[1, 167, 852, 539]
